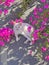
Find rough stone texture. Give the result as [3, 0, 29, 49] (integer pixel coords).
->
[0, 0, 49, 65]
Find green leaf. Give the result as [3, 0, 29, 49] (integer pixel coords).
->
[45, 41, 49, 48]
[45, 27, 49, 34]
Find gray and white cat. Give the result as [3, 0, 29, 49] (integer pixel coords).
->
[13, 22, 34, 43]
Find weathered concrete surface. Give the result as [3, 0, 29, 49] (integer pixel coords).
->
[0, 0, 49, 65]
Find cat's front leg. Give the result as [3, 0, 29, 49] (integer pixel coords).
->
[24, 39, 29, 44]
[15, 34, 21, 41]
[15, 35, 19, 41]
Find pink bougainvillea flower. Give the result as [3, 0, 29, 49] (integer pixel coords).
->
[4, 2, 10, 7]
[48, 12, 49, 15]
[39, 26, 45, 32]
[44, 4, 49, 9]
[29, 16, 33, 22]
[33, 11, 37, 15]
[10, 0, 14, 3]
[10, 19, 23, 25]
[0, 9, 2, 15]
[7, 0, 14, 3]
[40, 0, 46, 3]
[41, 21, 46, 25]
[0, 0, 2, 4]
[0, 0, 14, 6]
[0, 41, 5, 46]
[15, 18, 23, 23]
[32, 29, 39, 40]
[0, 27, 14, 43]
[43, 18, 48, 22]
[27, 26, 32, 32]
[34, 15, 40, 19]
[34, 8, 38, 11]
[33, 8, 38, 15]
[19, 18, 23, 23]
[34, 29, 40, 33]
[32, 20, 38, 25]
[38, 7, 43, 12]
[43, 32, 48, 37]
[8, 28, 14, 35]
[41, 47, 47, 52]
[47, 38, 49, 42]
[4, 9, 8, 15]
[3, 0, 14, 7]
[32, 33, 38, 40]
[15, 19, 19, 23]
[45, 55, 49, 60]
[6, 0, 14, 3]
